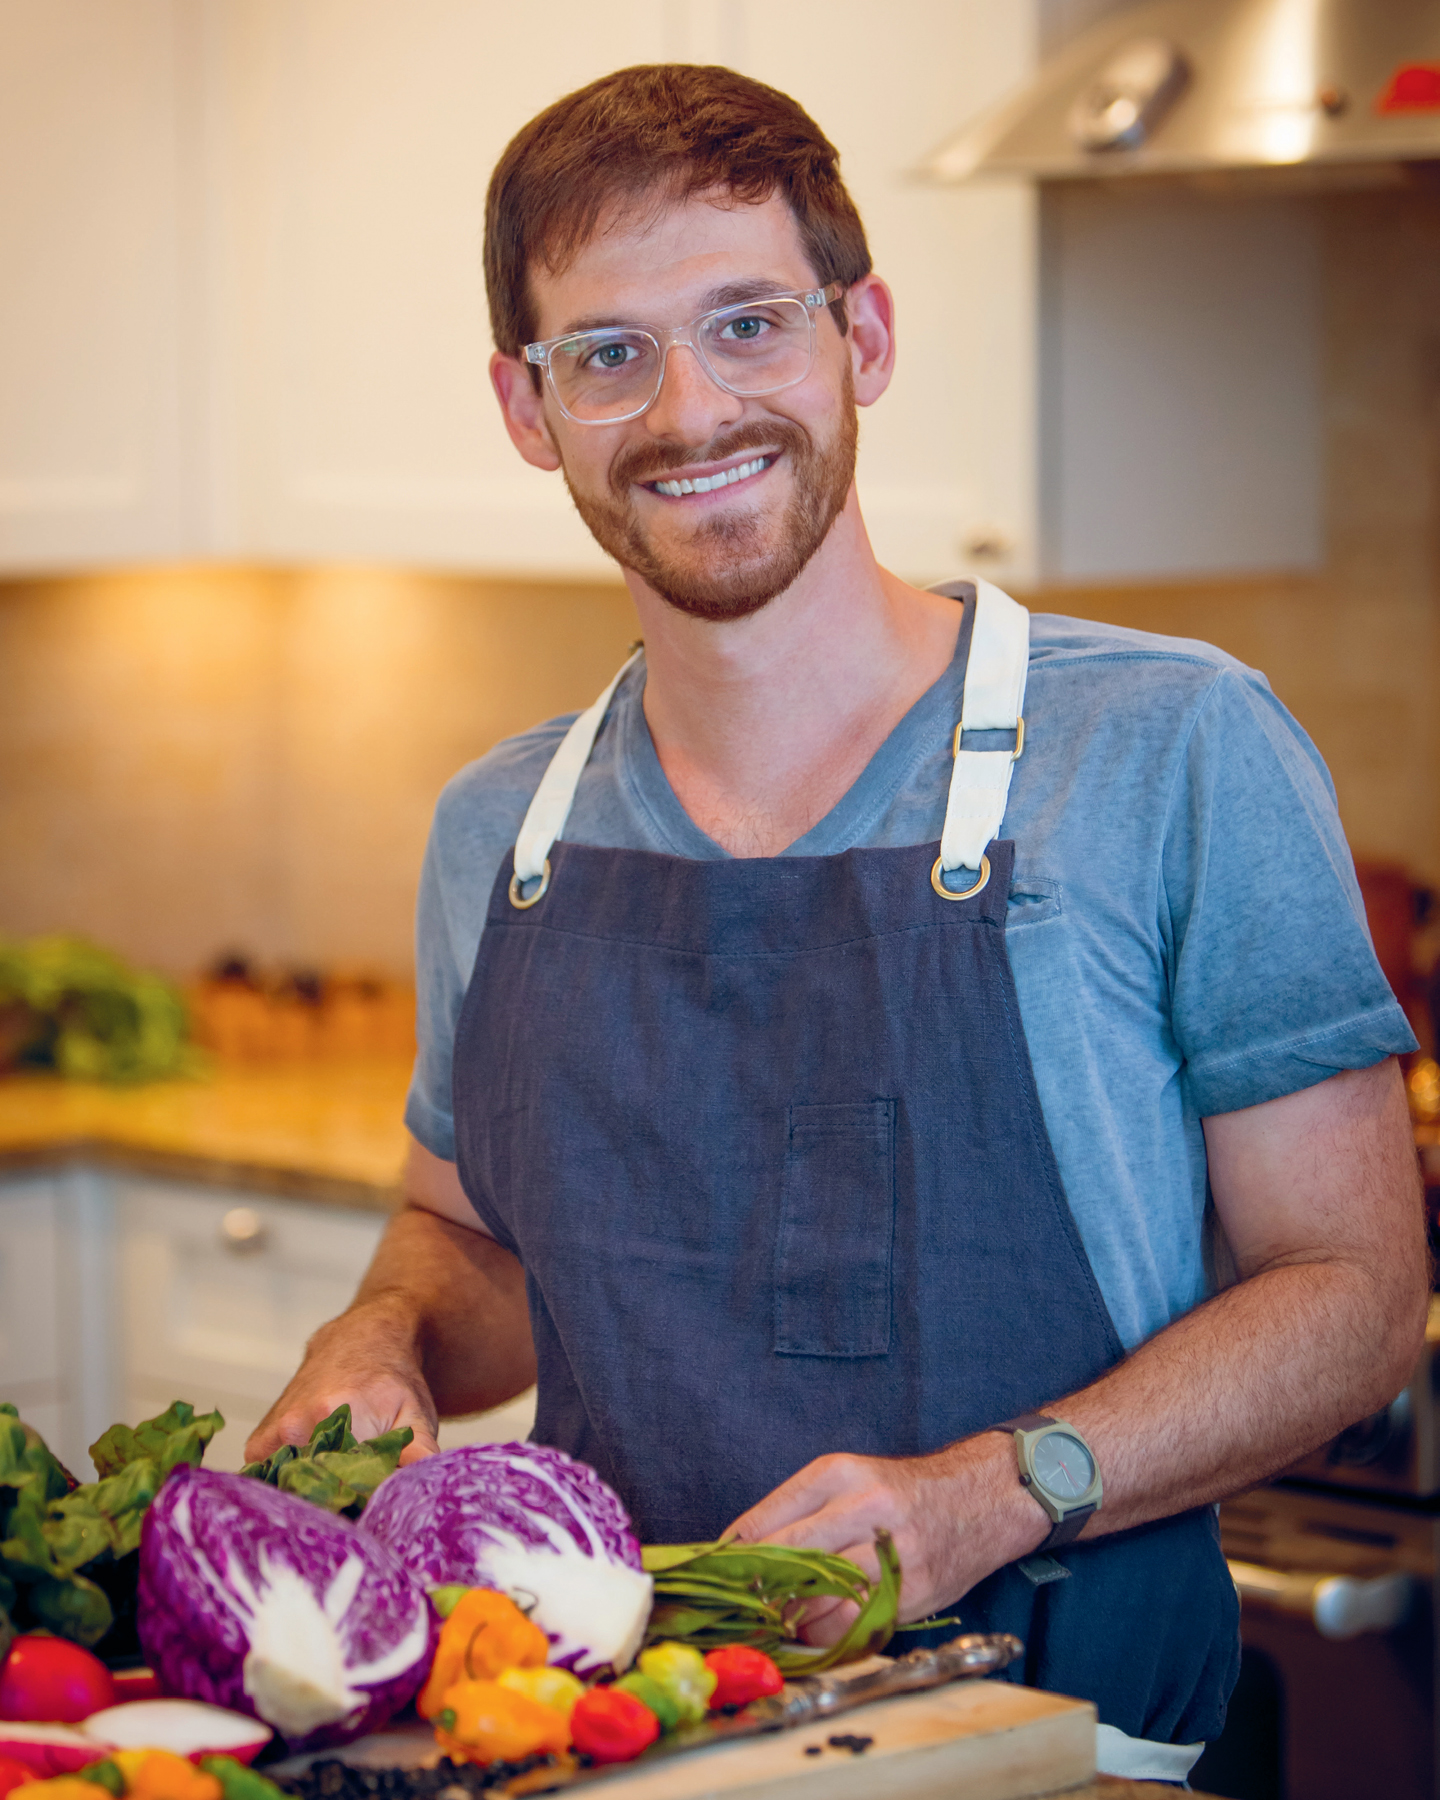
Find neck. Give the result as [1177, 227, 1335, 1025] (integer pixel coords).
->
[628, 490, 963, 857]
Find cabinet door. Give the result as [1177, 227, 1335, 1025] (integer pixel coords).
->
[0, 0, 190, 570]
[0, 1175, 65, 1403]
[117, 1180, 388, 1469]
[225, 0, 1038, 584]
[223, 0, 670, 574]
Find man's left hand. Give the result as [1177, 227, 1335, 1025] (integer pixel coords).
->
[724, 1436, 1040, 1645]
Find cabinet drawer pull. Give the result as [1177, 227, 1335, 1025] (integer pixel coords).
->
[221, 1206, 267, 1252]
[1228, 1558, 1412, 1639]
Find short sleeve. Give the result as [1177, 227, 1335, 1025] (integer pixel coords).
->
[1163, 668, 1416, 1117]
[403, 828, 466, 1161]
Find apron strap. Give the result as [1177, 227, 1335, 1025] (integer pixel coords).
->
[510, 581, 1029, 902]
[512, 648, 644, 891]
[938, 579, 1030, 876]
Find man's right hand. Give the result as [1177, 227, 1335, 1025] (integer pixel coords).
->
[242, 1297, 443, 1466]
[243, 1139, 538, 1469]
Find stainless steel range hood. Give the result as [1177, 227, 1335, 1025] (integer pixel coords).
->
[925, 0, 1440, 186]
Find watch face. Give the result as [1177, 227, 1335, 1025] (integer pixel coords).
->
[1031, 1430, 1096, 1501]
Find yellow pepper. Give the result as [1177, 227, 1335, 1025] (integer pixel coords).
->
[417, 1587, 550, 1720]
[496, 1665, 585, 1722]
[434, 1678, 572, 1765]
[112, 1753, 221, 1800]
[637, 1643, 717, 1724]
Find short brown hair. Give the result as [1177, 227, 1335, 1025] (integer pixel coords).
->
[484, 64, 871, 359]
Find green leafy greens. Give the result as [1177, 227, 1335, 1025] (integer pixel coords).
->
[0, 934, 201, 1083]
[239, 1403, 411, 1517]
[0, 1399, 222, 1648]
[641, 1531, 902, 1673]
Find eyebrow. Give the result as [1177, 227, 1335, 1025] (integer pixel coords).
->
[554, 278, 798, 339]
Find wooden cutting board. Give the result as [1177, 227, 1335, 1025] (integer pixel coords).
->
[279, 1681, 1095, 1800]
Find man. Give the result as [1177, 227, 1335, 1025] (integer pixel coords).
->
[248, 64, 1426, 1781]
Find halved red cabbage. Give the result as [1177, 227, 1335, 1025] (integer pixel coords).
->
[361, 1443, 652, 1677]
[138, 1466, 435, 1752]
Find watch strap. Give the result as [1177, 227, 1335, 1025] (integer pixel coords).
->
[994, 1412, 1057, 1434]
[1036, 1502, 1096, 1552]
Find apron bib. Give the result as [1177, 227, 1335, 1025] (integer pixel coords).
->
[451, 583, 1238, 1747]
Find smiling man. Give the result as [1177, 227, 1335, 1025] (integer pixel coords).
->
[249, 65, 1426, 1781]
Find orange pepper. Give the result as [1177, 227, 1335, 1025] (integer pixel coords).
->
[418, 1588, 549, 1720]
[433, 1678, 571, 1765]
[116, 1752, 222, 1800]
[10, 1785, 115, 1800]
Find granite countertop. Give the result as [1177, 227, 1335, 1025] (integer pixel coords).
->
[0, 1059, 413, 1210]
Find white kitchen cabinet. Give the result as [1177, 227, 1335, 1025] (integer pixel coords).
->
[112, 1176, 538, 1468]
[0, 1166, 535, 1478]
[0, 1, 193, 571]
[0, 1168, 115, 1473]
[0, 0, 1041, 585]
[222, 0, 1041, 585]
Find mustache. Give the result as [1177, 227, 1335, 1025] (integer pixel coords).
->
[609, 420, 810, 497]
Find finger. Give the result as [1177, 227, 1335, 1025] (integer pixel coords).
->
[799, 1598, 861, 1648]
[725, 1457, 871, 1543]
[397, 1415, 442, 1463]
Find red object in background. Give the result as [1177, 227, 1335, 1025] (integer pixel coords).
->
[0, 1756, 33, 1799]
[0, 1637, 116, 1725]
[1377, 64, 1440, 113]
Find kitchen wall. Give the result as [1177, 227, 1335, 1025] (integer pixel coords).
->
[0, 567, 639, 975]
[1, 191, 1436, 979]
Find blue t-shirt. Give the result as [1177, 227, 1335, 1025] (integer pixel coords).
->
[406, 610, 1415, 1350]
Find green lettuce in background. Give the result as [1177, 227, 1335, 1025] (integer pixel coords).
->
[0, 935, 202, 1082]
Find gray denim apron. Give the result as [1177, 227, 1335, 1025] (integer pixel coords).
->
[451, 582, 1239, 1751]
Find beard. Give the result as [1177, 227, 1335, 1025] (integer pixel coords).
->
[561, 371, 859, 624]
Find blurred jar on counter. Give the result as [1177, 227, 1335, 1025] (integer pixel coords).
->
[187, 955, 414, 1062]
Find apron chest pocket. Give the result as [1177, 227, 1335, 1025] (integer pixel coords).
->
[773, 1100, 896, 1358]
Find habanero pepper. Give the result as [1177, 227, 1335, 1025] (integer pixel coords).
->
[568, 1687, 660, 1765]
[434, 1679, 571, 1766]
[417, 1589, 549, 1720]
[703, 1646, 784, 1710]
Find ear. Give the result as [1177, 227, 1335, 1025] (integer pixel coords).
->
[843, 275, 896, 408]
[490, 352, 562, 472]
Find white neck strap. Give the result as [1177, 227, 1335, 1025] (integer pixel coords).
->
[939, 580, 1029, 874]
[508, 582, 1028, 900]
[512, 649, 643, 887]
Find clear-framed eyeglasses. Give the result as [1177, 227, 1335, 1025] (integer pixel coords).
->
[523, 282, 845, 425]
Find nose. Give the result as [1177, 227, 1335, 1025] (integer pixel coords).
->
[643, 342, 744, 445]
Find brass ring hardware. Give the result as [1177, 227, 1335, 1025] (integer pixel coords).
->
[508, 860, 552, 909]
[931, 853, 991, 902]
[952, 716, 1025, 760]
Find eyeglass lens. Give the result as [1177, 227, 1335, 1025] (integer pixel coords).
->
[548, 296, 816, 421]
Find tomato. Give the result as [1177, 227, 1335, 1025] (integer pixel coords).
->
[0, 1638, 116, 1725]
[0, 1755, 35, 1799]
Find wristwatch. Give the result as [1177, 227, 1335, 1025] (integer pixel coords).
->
[992, 1413, 1103, 1552]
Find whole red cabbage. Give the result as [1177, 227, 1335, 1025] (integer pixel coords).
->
[361, 1443, 652, 1677]
[138, 1466, 435, 1752]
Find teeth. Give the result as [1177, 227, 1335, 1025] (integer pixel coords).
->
[653, 457, 770, 499]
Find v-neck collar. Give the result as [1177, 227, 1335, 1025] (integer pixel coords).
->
[613, 594, 973, 861]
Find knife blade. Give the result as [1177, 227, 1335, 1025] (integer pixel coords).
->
[495, 1632, 1024, 1795]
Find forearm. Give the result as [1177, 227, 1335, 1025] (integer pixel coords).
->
[345, 1203, 536, 1417]
[1051, 1252, 1427, 1538]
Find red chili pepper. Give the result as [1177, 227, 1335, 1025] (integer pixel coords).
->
[569, 1686, 661, 1764]
[0, 1756, 34, 1800]
[703, 1646, 784, 1710]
